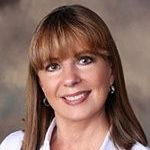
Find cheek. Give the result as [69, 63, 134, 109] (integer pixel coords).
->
[39, 76, 60, 99]
[84, 67, 111, 90]
[89, 70, 111, 105]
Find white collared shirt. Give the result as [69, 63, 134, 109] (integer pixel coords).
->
[0, 118, 149, 150]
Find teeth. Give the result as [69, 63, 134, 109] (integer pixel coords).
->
[65, 93, 86, 101]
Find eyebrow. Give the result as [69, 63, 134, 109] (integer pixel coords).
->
[74, 49, 95, 57]
[46, 49, 96, 62]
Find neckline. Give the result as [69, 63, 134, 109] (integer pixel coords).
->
[42, 118, 111, 150]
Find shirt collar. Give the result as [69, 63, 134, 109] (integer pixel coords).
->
[41, 118, 114, 150]
[41, 118, 56, 150]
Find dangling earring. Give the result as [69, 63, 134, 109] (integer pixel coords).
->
[43, 97, 49, 107]
[110, 85, 115, 94]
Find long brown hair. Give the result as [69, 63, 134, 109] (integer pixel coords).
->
[22, 4, 148, 150]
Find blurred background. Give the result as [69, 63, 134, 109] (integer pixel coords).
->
[0, 0, 150, 144]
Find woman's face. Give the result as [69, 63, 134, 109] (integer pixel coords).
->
[38, 43, 114, 121]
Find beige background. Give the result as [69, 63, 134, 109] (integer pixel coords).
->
[0, 0, 150, 144]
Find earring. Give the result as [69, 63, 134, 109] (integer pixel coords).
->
[43, 97, 49, 107]
[110, 85, 115, 94]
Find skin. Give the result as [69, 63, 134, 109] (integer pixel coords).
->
[38, 44, 114, 149]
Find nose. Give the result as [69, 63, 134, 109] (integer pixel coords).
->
[62, 64, 81, 87]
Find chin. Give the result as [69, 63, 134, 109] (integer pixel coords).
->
[59, 110, 100, 122]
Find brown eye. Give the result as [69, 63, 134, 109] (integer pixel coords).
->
[78, 56, 94, 65]
[45, 63, 61, 72]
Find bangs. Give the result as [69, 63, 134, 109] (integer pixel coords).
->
[29, 12, 111, 72]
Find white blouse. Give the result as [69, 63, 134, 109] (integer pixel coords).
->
[0, 118, 149, 150]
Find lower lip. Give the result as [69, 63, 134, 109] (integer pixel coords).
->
[62, 91, 91, 106]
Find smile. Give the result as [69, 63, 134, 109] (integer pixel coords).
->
[62, 90, 91, 105]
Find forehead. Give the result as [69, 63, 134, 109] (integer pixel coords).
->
[39, 32, 97, 62]
[50, 40, 95, 59]
[30, 24, 110, 71]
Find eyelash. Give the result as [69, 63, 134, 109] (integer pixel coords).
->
[77, 55, 95, 65]
[45, 62, 60, 72]
[45, 55, 95, 72]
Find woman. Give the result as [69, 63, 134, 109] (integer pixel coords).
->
[0, 4, 149, 150]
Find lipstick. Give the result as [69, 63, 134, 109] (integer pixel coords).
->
[62, 90, 91, 105]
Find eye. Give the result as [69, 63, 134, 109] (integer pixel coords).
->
[77, 56, 94, 65]
[45, 62, 61, 72]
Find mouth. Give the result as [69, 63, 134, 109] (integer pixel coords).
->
[61, 90, 91, 105]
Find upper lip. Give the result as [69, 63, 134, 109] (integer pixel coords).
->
[61, 90, 91, 98]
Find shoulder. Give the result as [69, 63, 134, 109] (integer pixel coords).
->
[132, 142, 150, 150]
[0, 130, 24, 150]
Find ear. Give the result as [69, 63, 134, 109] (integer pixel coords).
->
[110, 73, 115, 86]
[40, 84, 45, 93]
[108, 63, 115, 85]
[38, 77, 45, 92]
[40, 83, 47, 97]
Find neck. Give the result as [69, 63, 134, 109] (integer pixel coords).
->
[51, 111, 109, 149]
